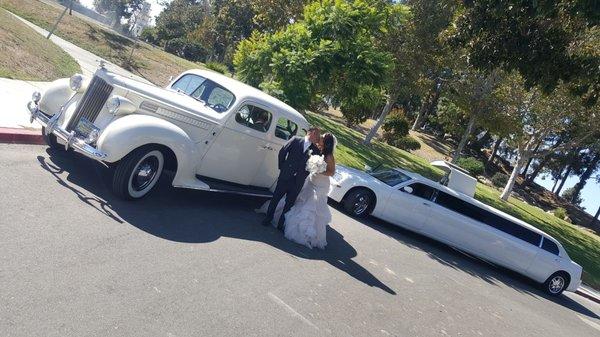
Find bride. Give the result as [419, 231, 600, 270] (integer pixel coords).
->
[259, 133, 336, 249]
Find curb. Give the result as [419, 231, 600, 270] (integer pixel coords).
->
[0, 127, 44, 145]
[575, 288, 600, 305]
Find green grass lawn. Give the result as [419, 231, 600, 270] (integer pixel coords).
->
[0, 8, 80, 80]
[1, 0, 202, 86]
[308, 112, 600, 289]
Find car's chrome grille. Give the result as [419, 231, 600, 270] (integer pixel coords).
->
[66, 76, 113, 136]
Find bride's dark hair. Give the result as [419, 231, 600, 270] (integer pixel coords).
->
[322, 133, 335, 157]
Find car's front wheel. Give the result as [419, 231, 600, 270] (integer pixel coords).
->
[342, 188, 374, 217]
[112, 146, 165, 200]
[543, 271, 569, 296]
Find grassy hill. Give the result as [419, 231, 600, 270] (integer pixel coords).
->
[308, 112, 600, 289]
[0, 0, 201, 86]
[0, 8, 80, 80]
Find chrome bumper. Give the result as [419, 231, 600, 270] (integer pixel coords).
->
[28, 101, 107, 160]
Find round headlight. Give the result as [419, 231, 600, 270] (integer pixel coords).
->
[106, 96, 121, 114]
[31, 91, 41, 104]
[69, 74, 83, 91]
[85, 128, 100, 145]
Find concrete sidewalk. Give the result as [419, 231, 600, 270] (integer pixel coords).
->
[576, 285, 600, 305]
[0, 78, 47, 131]
[9, 11, 151, 84]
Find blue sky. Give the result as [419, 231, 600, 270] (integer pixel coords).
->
[535, 173, 599, 217]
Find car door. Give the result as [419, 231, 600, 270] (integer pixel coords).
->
[381, 182, 436, 232]
[197, 102, 273, 186]
[250, 116, 305, 189]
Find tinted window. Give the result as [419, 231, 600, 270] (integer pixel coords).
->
[435, 191, 542, 246]
[541, 238, 559, 255]
[235, 105, 272, 133]
[404, 183, 435, 200]
[275, 118, 299, 140]
[172, 74, 205, 95]
[371, 170, 412, 186]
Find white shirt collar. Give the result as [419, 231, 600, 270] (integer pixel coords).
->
[303, 136, 311, 152]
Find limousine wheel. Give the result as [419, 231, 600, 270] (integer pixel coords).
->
[112, 146, 165, 200]
[343, 188, 374, 217]
[543, 271, 569, 296]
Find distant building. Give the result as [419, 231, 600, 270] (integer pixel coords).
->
[129, 1, 152, 37]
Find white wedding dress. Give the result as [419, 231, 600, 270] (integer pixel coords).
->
[258, 173, 331, 249]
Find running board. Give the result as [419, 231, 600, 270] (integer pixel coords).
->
[195, 175, 273, 197]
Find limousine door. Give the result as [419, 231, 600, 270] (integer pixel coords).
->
[383, 183, 434, 232]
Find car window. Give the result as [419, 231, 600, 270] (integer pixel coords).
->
[371, 170, 412, 186]
[235, 105, 273, 133]
[541, 237, 560, 255]
[404, 182, 436, 200]
[172, 74, 235, 113]
[275, 118, 299, 140]
[435, 191, 542, 246]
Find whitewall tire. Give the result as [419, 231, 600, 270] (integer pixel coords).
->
[112, 146, 165, 199]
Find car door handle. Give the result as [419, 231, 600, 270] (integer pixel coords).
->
[422, 202, 431, 207]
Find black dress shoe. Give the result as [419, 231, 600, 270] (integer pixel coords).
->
[276, 222, 285, 231]
[261, 218, 272, 226]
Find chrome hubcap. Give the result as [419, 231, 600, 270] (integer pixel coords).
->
[549, 276, 565, 294]
[132, 157, 159, 191]
[353, 195, 369, 215]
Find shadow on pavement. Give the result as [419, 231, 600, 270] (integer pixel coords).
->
[337, 204, 600, 319]
[36, 150, 396, 295]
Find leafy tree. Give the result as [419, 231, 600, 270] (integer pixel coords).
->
[93, 0, 143, 29]
[250, 0, 307, 32]
[451, 0, 599, 106]
[154, 0, 207, 43]
[234, 0, 394, 114]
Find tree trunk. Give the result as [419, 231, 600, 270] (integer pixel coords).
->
[521, 141, 541, 177]
[487, 137, 502, 167]
[551, 176, 560, 193]
[500, 152, 529, 201]
[570, 152, 600, 203]
[451, 113, 476, 163]
[590, 204, 600, 229]
[411, 92, 431, 131]
[412, 79, 442, 131]
[554, 164, 573, 197]
[363, 91, 398, 145]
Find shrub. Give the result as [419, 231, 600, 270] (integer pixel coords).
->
[490, 172, 508, 187]
[553, 207, 568, 220]
[383, 114, 410, 137]
[393, 136, 421, 151]
[456, 157, 484, 176]
[561, 187, 583, 205]
[139, 27, 158, 45]
[205, 62, 229, 74]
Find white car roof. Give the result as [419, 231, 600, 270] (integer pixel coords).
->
[182, 69, 307, 125]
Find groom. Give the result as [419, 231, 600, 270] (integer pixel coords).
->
[262, 127, 321, 230]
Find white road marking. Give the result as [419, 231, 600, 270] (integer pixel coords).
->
[267, 292, 319, 330]
[385, 267, 397, 276]
[404, 277, 414, 283]
[577, 315, 600, 332]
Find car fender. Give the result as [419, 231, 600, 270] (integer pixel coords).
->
[97, 114, 198, 186]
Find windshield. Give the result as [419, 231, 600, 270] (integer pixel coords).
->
[171, 74, 235, 113]
[371, 169, 412, 186]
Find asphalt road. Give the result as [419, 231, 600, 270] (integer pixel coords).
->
[1, 144, 599, 337]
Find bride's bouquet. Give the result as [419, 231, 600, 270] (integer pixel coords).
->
[306, 154, 327, 174]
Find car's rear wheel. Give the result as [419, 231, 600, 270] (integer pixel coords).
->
[112, 146, 164, 200]
[342, 188, 374, 217]
[543, 271, 569, 296]
[42, 127, 63, 151]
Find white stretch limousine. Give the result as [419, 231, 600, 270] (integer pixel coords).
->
[328, 165, 582, 295]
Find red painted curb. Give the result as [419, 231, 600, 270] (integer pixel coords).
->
[0, 127, 45, 145]
[575, 289, 600, 304]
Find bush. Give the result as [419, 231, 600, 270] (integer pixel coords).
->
[456, 157, 484, 176]
[383, 114, 409, 137]
[490, 172, 508, 187]
[205, 62, 229, 74]
[139, 27, 158, 45]
[561, 187, 582, 205]
[553, 207, 568, 220]
[393, 136, 421, 151]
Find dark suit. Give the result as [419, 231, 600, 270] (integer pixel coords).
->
[265, 136, 320, 228]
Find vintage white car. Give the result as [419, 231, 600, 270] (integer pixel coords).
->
[28, 65, 309, 199]
[328, 164, 583, 295]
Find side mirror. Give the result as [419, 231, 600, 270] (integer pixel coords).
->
[402, 186, 413, 194]
[364, 164, 372, 173]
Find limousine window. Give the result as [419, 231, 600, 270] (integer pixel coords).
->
[435, 191, 542, 246]
[371, 170, 411, 186]
[541, 237, 560, 255]
[404, 183, 436, 200]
